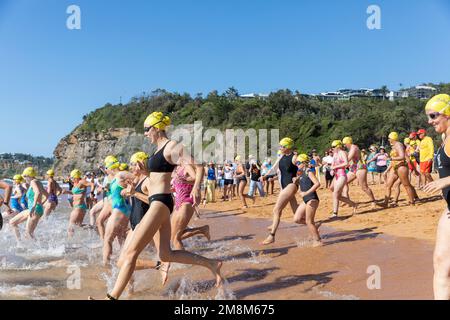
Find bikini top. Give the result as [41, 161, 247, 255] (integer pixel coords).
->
[147, 140, 177, 173]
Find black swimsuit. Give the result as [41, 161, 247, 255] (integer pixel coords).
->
[436, 143, 450, 210]
[147, 140, 176, 213]
[130, 178, 149, 230]
[299, 170, 319, 204]
[279, 154, 298, 189]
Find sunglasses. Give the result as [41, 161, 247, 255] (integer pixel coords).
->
[144, 119, 165, 132]
[427, 112, 441, 120]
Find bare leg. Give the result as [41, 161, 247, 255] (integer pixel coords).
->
[68, 208, 85, 238]
[107, 202, 222, 300]
[96, 199, 112, 240]
[102, 210, 129, 266]
[25, 214, 41, 239]
[356, 169, 376, 206]
[262, 184, 297, 245]
[433, 209, 450, 299]
[90, 200, 104, 226]
[9, 211, 30, 240]
[238, 180, 248, 208]
[397, 166, 416, 205]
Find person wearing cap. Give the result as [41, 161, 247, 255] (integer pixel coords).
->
[420, 94, 450, 299]
[2, 175, 27, 223]
[417, 128, 435, 186]
[43, 169, 62, 218]
[367, 146, 389, 184]
[382, 132, 417, 207]
[366, 146, 378, 185]
[96, 156, 121, 240]
[406, 139, 421, 188]
[342, 136, 377, 208]
[0, 180, 13, 230]
[260, 137, 301, 245]
[10, 167, 49, 240]
[293, 154, 322, 247]
[222, 160, 235, 201]
[205, 162, 217, 204]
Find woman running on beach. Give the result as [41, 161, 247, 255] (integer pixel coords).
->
[96, 156, 121, 240]
[63, 170, 94, 238]
[342, 137, 377, 208]
[406, 139, 421, 188]
[2, 175, 26, 222]
[171, 164, 210, 250]
[382, 132, 417, 207]
[260, 137, 299, 245]
[90, 112, 223, 300]
[116, 152, 169, 288]
[0, 179, 13, 230]
[293, 154, 322, 247]
[103, 164, 134, 265]
[43, 169, 62, 218]
[421, 94, 450, 299]
[10, 167, 48, 240]
[329, 140, 357, 218]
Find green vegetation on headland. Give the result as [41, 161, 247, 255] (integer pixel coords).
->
[0, 153, 54, 179]
[78, 84, 450, 154]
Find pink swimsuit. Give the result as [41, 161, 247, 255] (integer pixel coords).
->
[333, 153, 347, 179]
[172, 167, 194, 210]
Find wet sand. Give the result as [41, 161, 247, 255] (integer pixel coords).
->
[0, 178, 440, 300]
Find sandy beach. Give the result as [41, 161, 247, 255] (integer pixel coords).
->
[1, 177, 442, 300]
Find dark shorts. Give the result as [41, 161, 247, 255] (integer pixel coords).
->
[325, 170, 334, 181]
[224, 179, 233, 186]
[376, 165, 387, 173]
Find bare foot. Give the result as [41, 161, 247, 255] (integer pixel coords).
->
[312, 240, 323, 247]
[261, 234, 275, 245]
[352, 203, 358, 215]
[202, 225, 211, 241]
[159, 262, 170, 286]
[211, 260, 224, 287]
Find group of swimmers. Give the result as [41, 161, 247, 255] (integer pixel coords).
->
[1, 94, 450, 299]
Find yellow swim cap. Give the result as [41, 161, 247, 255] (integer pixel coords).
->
[297, 154, 310, 163]
[342, 137, 353, 145]
[130, 151, 149, 164]
[119, 163, 129, 171]
[70, 169, 82, 179]
[425, 94, 450, 116]
[279, 137, 294, 149]
[104, 155, 118, 165]
[46, 169, 55, 177]
[404, 138, 411, 145]
[234, 155, 241, 161]
[22, 167, 37, 178]
[144, 112, 171, 131]
[388, 132, 399, 141]
[13, 174, 23, 182]
[332, 140, 343, 148]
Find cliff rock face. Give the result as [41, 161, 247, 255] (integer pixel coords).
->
[53, 128, 154, 175]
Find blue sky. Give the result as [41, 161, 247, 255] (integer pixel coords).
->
[1, 0, 450, 156]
